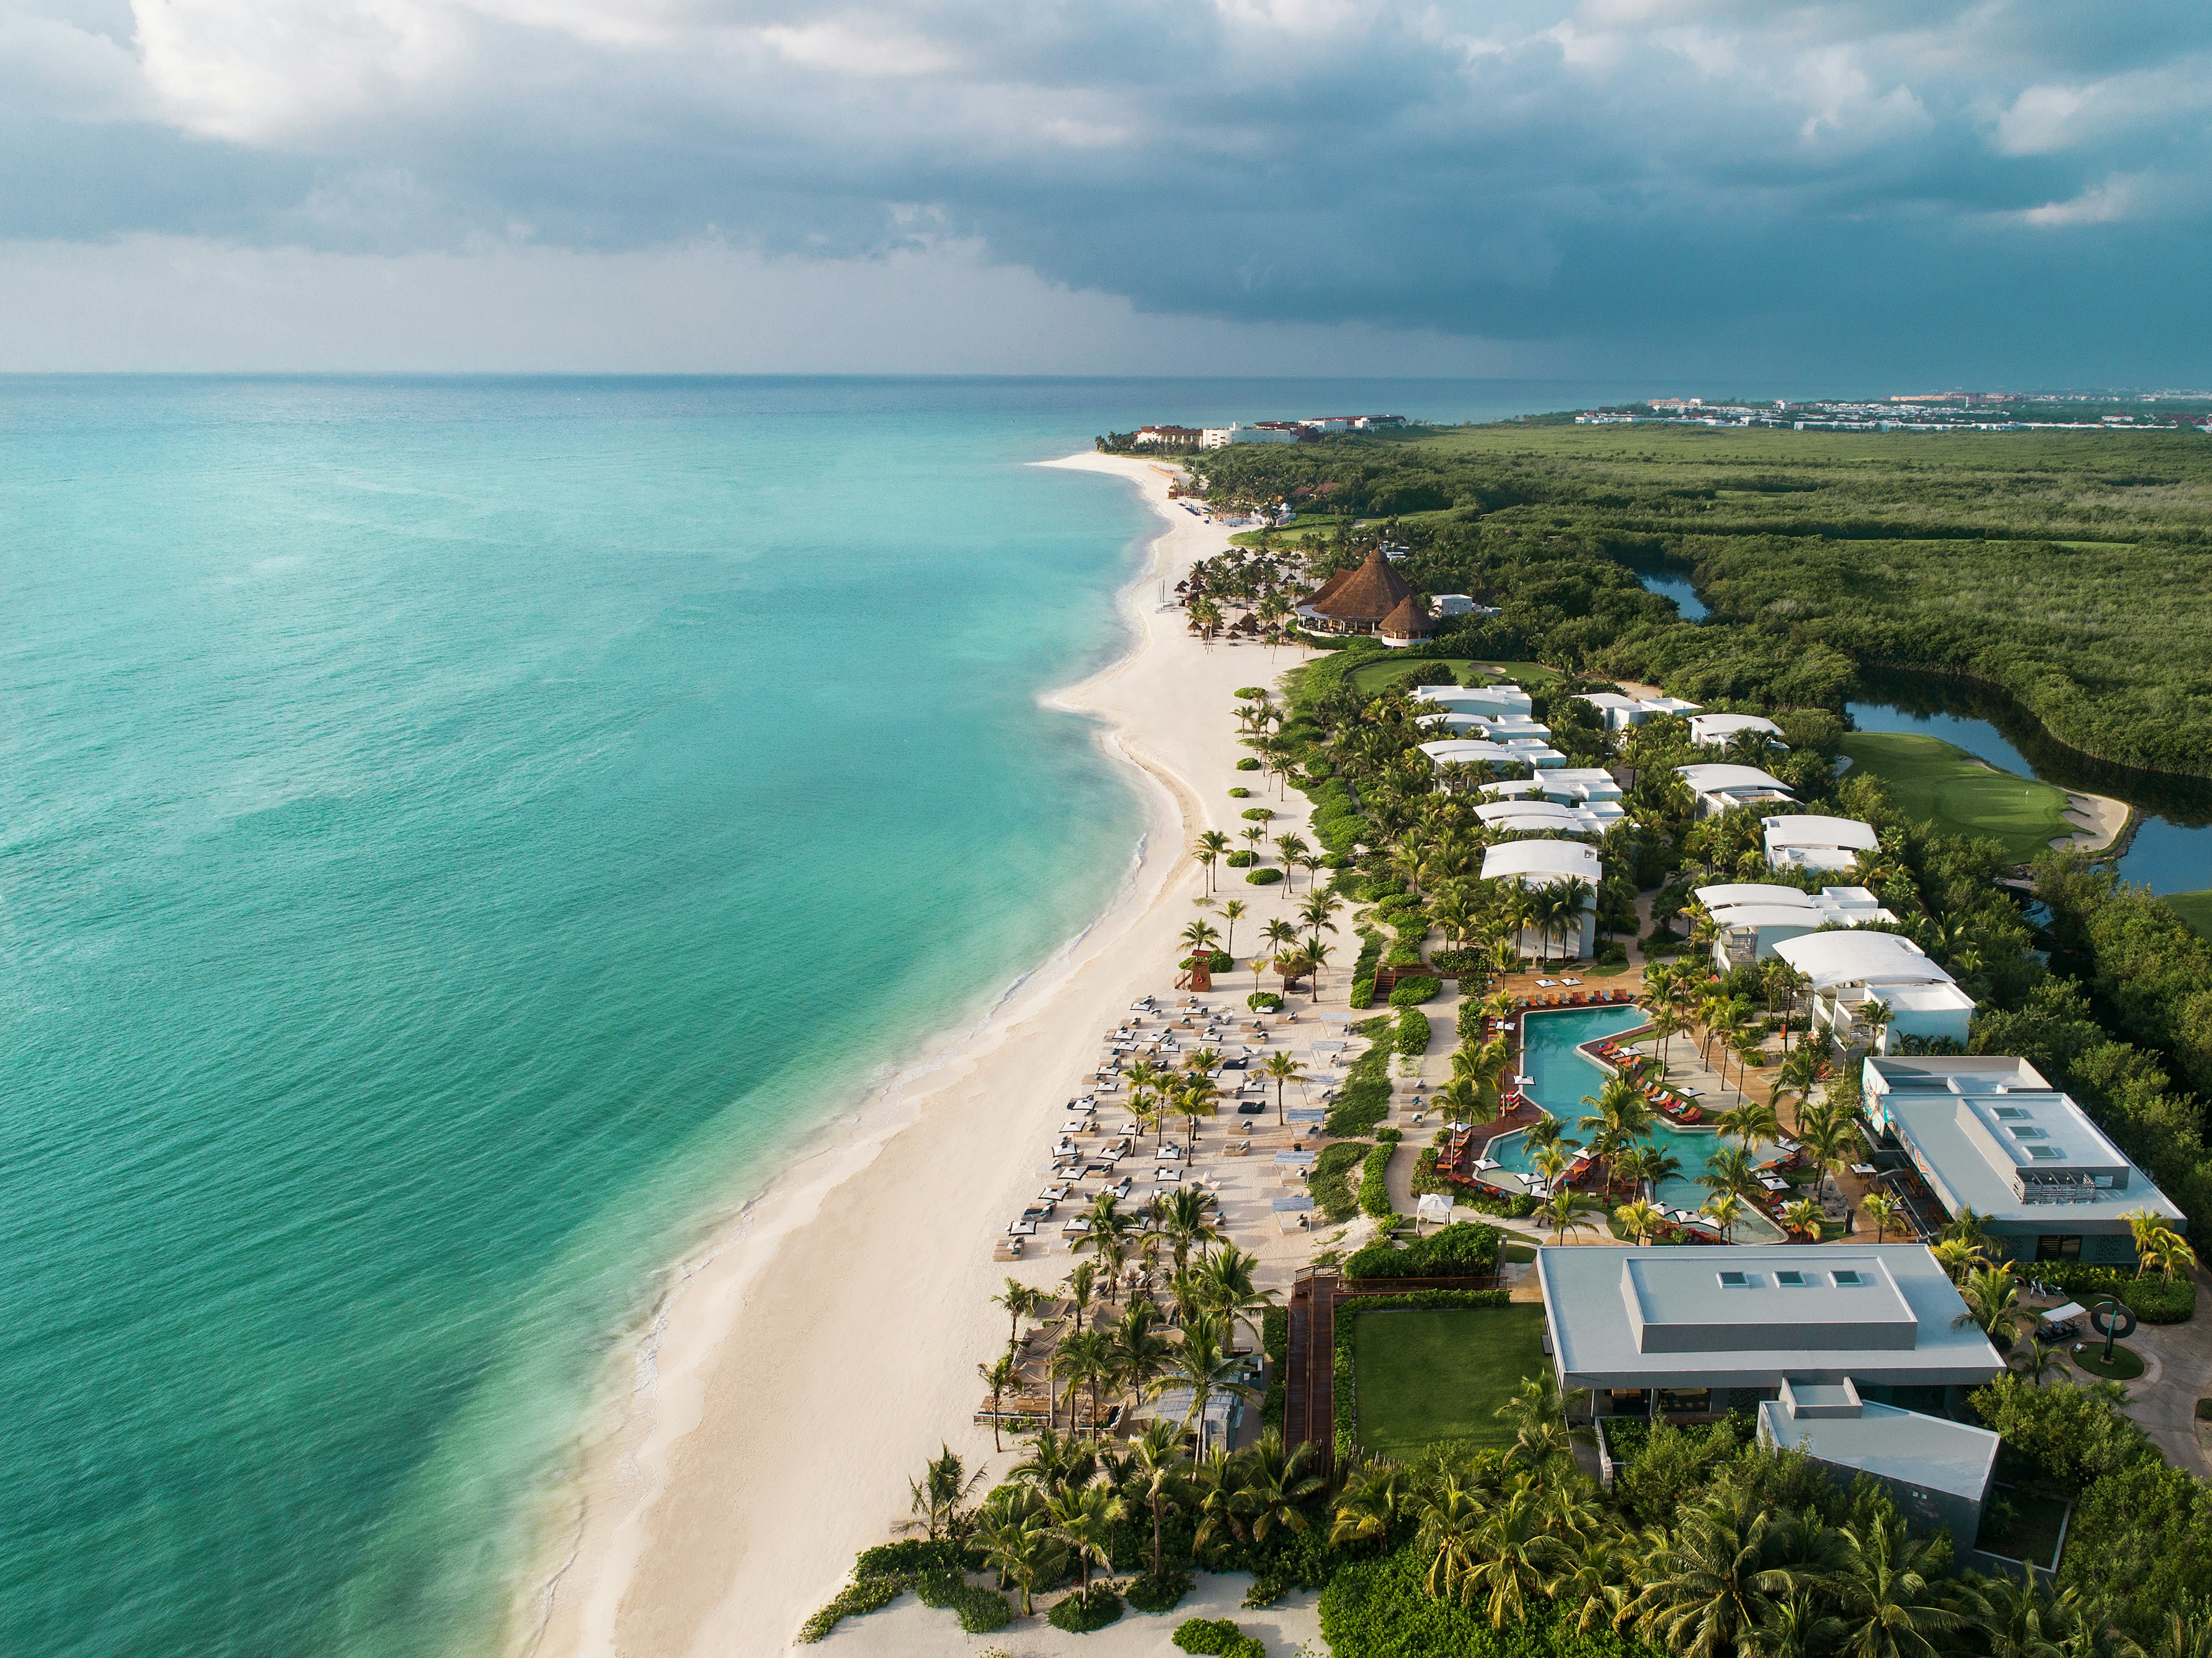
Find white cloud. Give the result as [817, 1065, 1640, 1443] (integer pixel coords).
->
[757, 19, 956, 78]
[2015, 172, 2136, 227]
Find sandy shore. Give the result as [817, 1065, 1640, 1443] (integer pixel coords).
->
[2055, 790, 2131, 855]
[514, 454, 1334, 1658]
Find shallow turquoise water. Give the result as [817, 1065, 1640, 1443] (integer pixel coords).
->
[0, 375, 1638, 1657]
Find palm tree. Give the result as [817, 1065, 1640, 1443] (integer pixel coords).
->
[2124, 1209, 2199, 1281]
[1701, 1190, 1748, 1243]
[1782, 1197, 1824, 1240]
[1645, 1004, 1684, 1068]
[1195, 830, 1232, 892]
[1126, 1057, 1169, 1145]
[1831, 1515, 1971, 1658]
[1417, 1478, 1490, 1607]
[1065, 1258, 1097, 1335]
[1108, 1299, 1174, 1416]
[1232, 1428, 1325, 1542]
[1463, 1477, 1575, 1629]
[1180, 918, 1222, 959]
[1260, 1051, 1304, 1127]
[1578, 1076, 1654, 1196]
[1715, 1097, 1782, 1153]
[1796, 1108, 1858, 1216]
[978, 1352, 1018, 1452]
[1626, 1491, 1802, 1657]
[1769, 1042, 1821, 1124]
[1621, 1144, 1683, 1205]
[975, 1490, 1062, 1617]
[1540, 1188, 1603, 1245]
[1217, 898, 1247, 956]
[993, 1278, 1044, 1360]
[1154, 1313, 1261, 1456]
[1044, 1479, 1126, 1597]
[1051, 1326, 1115, 1437]
[1178, 1075, 1220, 1150]
[903, 1444, 986, 1542]
[1957, 1264, 2024, 1352]
[1699, 1144, 1762, 1205]
[1126, 1419, 1191, 1584]
[1156, 1185, 1224, 1273]
[1861, 1191, 1903, 1243]
[1197, 1243, 1280, 1353]
[2009, 1336, 2071, 1387]
[1193, 847, 1217, 891]
[1329, 1455, 1412, 1547]
[1615, 1198, 1665, 1244]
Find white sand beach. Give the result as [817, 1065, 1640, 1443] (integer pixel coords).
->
[515, 454, 1334, 1658]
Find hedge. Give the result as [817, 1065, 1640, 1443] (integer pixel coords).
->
[1245, 868, 1283, 885]
[1228, 786, 1252, 798]
[2027, 1262, 2197, 1324]
[1344, 1221, 1504, 1281]
[1313, 1141, 1370, 1222]
[1348, 928, 1384, 1009]
[1388, 976, 1441, 1007]
[1321, 1543, 1662, 1658]
[1236, 757, 1260, 771]
[1395, 1009, 1431, 1057]
[1358, 1142, 1395, 1218]
[1260, 1305, 1289, 1430]
[1048, 1584, 1126, 1633]
[1324, 1020, 1395, 1137]
[1248, 991, 1283, 1012]
[1457, 998, 1490, 1042]
[1240, 807, 1275, 821]
[1181, 949, 1234, 972]
[1226, 850, 1256, 867]
[1431, 948, 1487, 978]
[798, 1540, 991, 1643]
[913, 1569, 1013, 1634]
[1126, 1572, 1194, 1614]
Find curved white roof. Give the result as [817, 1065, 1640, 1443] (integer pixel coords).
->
[1482, 841, 1601, 884]
[1691, 713, 1782, 741]
[1478, 779, 1546, 800]
[1764, 815, 1879, 851]
[1773, 930, 1952, 991]
[1708, 905, 1824, 930]
[1420, 739, 1525, 765]
[1696, 883, 1817, 911]
[1411, 684, 1532, 711]
[1678, 763, 1790, 792]
[1477, 799, 1578, 825]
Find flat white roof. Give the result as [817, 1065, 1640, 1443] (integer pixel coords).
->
[1765, 815, 1880, 852]
[1773, 930, 1955, 991]
[1679, 762, 1790, 793]
[1482, 840, 1601, 884]
[1477, 779, 1546, 800]
[1540, 1244, 2005, 1390]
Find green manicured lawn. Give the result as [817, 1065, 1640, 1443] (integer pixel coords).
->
[2165, 890, 2212, 943]
[1353, 1305, 1549, 1456]
[2071, 1341, 2146, 1381]
[1345, 657, 1565, 696]
[1837, 731, 2073, 861]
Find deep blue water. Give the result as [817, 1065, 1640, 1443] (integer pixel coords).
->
[0, 376, 1637, 1658]
[1637, 571, 1709, 620]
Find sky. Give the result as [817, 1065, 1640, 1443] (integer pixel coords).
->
[3, 0, 2210, 381]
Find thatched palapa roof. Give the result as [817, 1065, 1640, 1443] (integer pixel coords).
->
[1378, 595, 1434, 641]
[1306, 548, 1415, 624]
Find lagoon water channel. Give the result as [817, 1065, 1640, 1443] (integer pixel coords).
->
[1629, 570, 2212, 895]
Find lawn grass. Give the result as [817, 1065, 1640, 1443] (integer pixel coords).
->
[1836, 731, 2073, 861]
[1344, 656, 1565, 696]
[2071, 1341, 2146, 1381]
[2164, 889, 2212, 943]
[1352, 1305, 1550, 1457]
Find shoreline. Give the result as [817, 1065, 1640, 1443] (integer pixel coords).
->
[511, 453, 1313, 1658]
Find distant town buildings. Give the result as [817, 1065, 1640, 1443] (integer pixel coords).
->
[1197, 415, 1407, 448]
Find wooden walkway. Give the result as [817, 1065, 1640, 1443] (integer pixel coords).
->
[1281, 1271, 1503, 1471]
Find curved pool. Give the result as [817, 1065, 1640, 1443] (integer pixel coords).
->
[1490, 1005, 1786, 1243]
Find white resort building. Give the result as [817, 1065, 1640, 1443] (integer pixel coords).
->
[1861, 1055, 2187, 1266]
[1689, 712, 1784, 749]
[1411, 683, 1535, 717]
[1422, 737, 1569, 775]
[1481, 839, 1601, 957]
[1765, 815, 1880, 875]
[1575, 691, 1701, 732]
[1677, 762, 1796, 817]
[1771, 931, 1976, 1051]
[1476, 798, 1619, 838]
[1540, 1244, 2005, 1539]
[1693, 884, 1897, 969]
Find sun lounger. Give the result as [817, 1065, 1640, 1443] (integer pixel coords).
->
[1008, 1220, 1036, 1236]
[1153, 1169, 1181, 1184]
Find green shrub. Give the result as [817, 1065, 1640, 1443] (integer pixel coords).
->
[1313, 1141, 1369, 1221]
[1594, 939, 1629, 966]
[1358, 1142, 1395, 1218]
[1345, 1221, 1504, 1281]
[797, 1575, 904, 1644]
[1174, 1617, 1266, 1657]
[2029, 1262, 2196, 1323]
[1245, 868, 1283, 885]
[853, 1540, 977, 1577]
[1324, 1022, 1395, 1136]
[1396, 1008, 1430, 1055]
[912, 1570, 1014, 1633]
[1236, 758, 1261, 771]
[1431, 948, 1487, 977]
[1248, 991, 1283, 1012]
[1261, 1306, 1289, 1430]
[1241, 807, 1275, 821]
[1457, 998, 1490, 1041]
[1226, 850, 1256, 867]
[1047, 1584, 1124, 1633]
[1388, 976, 1441, 1007]
[1228, 786, 1252, 798]
[1126, 1571, 1195, 1614]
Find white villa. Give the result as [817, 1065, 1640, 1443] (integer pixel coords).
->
[1694, 884, 1897, 969]
[1431, 595, 1499, 618]
[1482, 839, 1601, 957]
[1411, 683, 1535, 716]
[1766, 815, 1880, 875]
[1575, 691, 1701, 732]
[1677, 762, 1796, 817]
[1540, 1244, 2005, 1539]
[1476, 798, 1619, 838]
[1772, 931, 1976, 1051]
[1861, 1055, 2187, 1266]
[1418, 710, 1554, 741]
[1689, 712, 1784, 749]
[1421, 737, 1568, 774]
[1546, 767, 1623, 805]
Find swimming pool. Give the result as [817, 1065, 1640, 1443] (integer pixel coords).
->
[1489, 1005, 1785, 1242]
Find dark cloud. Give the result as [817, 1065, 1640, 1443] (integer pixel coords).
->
[3, 0, 2209, 377]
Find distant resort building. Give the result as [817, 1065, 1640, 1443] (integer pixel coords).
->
[1476, 797, 1620, 838]
[1772, 931, 1976, 1051]
[1411, 682, 1535, 717]
[1575, 691, 1702, 732]
[1765, 814, 1880, 875]
[1296, 548, 1416, 637]
[1200, 423, 1298, 448]
[1861, 1055, 2186, 1265]
[1689, 712, 1784, 749]
[1421, 737, 1568, 774]
[1431, 595, 1499, 619]
[1693, 883, 1896, 969]
[1482, 839, 1601, 957]
[1677, 762, 1796, 817]
[1131, 425, 1203, 445]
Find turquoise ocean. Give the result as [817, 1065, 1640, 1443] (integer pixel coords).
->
[0, 377, 1624, 1656]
